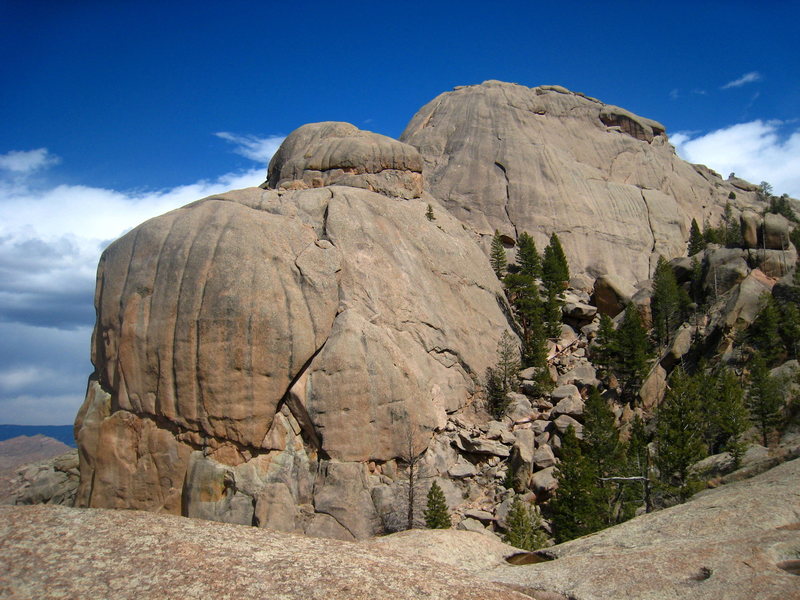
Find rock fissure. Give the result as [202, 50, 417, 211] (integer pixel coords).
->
[494, 161, 518, 240]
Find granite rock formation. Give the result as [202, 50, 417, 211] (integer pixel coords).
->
[75, 124, 512, 538]
[401, 80, 756, 282]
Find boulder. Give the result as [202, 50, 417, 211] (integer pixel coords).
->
[593, 274, 635, 317]
[556, 363, 599, 389]
[704, 247, 749, 295]
[266, 121, 423, 199]
[552, 396, 584, 418]
[510, 429, 535, 476]
[553, 415, 583, 438]
[530, 466, 558, 496]
[740, 210, 760, 248]
[532, 444, 557, 469]
[456, 434, 510, 457]
[254, 482, 298, 533]
[763, 212, 790, 249]
[504, 393, 534, 422]
[448, 459, 478, 479]
[4, 449, 79, 507]
[563, 300, 597, 321]
[751, 246, 797, 278]
[639, 365, 667, 411]
[660, 324, 694, 370]
[550, 384, 581, 402]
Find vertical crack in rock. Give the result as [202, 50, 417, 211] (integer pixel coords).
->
[494, 161, 518, 240]
[279, 338, 330, 461]
[640, 188, 658, 275]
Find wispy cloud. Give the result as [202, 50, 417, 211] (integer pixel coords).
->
[215, 132, 286, 163]
[0, 134, 283, 424]
[671, 120, 800, 197]
[0, 148, 60, 174]
[721, 71, 762, 89]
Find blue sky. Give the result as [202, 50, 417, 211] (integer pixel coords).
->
[1, 0, 798, 425]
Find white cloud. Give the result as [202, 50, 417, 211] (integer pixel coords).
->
[0, 134, 282, 424]
[672, 120, 800, 198]
[0, 148, 60, 173]
[215, 132, 286, 163]
[721, 71, 762, 89]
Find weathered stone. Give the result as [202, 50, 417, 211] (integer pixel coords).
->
[704, 247, 749, 295]
[563, 301, 597, 321]
[4, 449, 79, 507]
[530, 420, 552, 435]
[550, 384, 580, 402]
[552, 396, 585, 418]
[448, 459, 478, 478]
[510, 429, 535, 477]
[504, 393, 534, 422]
[553, 415, 583, 438]
[763, 212, 790, 249]
[254, 482, 297, 533]
[464, 508, 495, 522]
[530, 466, 558, 496]
[312, 461, 380, 540]
[182, 452, 254, 526]
[593, 274, 635, 317]
[533, 445, 557, 469]
[266, 121, 424, 199]
[639, 365, 667, 411]
[489, 458, 800, 600]
[556, 363, 599, 389]
[1, 505, 535, 600]
[740, 210, 760, 248]
[660, 324, 694, 370]
[752, 246, 797, 278]
[402, 81, 737, 284]
[456, 434, 510, 457]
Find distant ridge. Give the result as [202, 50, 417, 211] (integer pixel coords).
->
[0, 425, 75, 448]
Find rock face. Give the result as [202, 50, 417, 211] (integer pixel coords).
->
[0, 505, 531, 600]
[486, 457, 800, 600]
[75, 123, 512, 538]
[400, 80, 754, 283]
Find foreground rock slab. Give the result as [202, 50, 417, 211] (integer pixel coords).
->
[0, 505, 531, 600]
[485, 458, 800, 600]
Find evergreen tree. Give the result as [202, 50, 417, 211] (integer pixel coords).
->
[548, 426, 604, 542]
[746, 352, 784, 447]
[426, 204, 436, 221]
[749, 294, 783, 365]
[689, 256, 704, 305]
[687, 218, 705, 256]
[703, 367, 748, 464]
[654, 367, 707, 501]
[490, 230, 507, 279]
[544, 284, 564, 339]
[592, 314, 617, 378]
[624, 414, 652, 514]
[521, 321, 552, 394]
[582, 390, 627, 525]
[651, 256, 684, 346]
[503, 497, 547, 551]
[516, 231, 542, 279]
[722, 202, 741, 247]
[542, 233, 570, 290]
[779, 302, 800, 360]
[485, 331, 520, 418]
[423, 481, 451, 529]
[615, 304, 652, 401]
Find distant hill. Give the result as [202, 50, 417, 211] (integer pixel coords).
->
[0, 425, 74, 447]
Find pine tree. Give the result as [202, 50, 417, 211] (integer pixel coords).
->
[688, 218, 705, 256]
[426, 204, 436, 221]
[516, 231, 542, 278]
[749, 294, 783, 365]
[521, 321, 552, 394]
[689, 256, 704, 305]
[592, 314, 617, 377]
[503, 497, 547, 551]
[779, 302, 800, 360]
[490, 230, 507, 279]
[651, 256, 684, 346]
[615, 304, 652, 401]
[624, 414, 652, 514]
[485, 331, 520, 418]
[582, 389, 627, 525]
[722, 202, 741, 247]
[704, 367, 748, 463]
[746, 352, 784, 447]
[424, 481, 451, 529]
[654, 367, 707, 501]
[548, 426, 604, 542]
[544, 284, 563, 339]
[542, 232, 569, 290]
